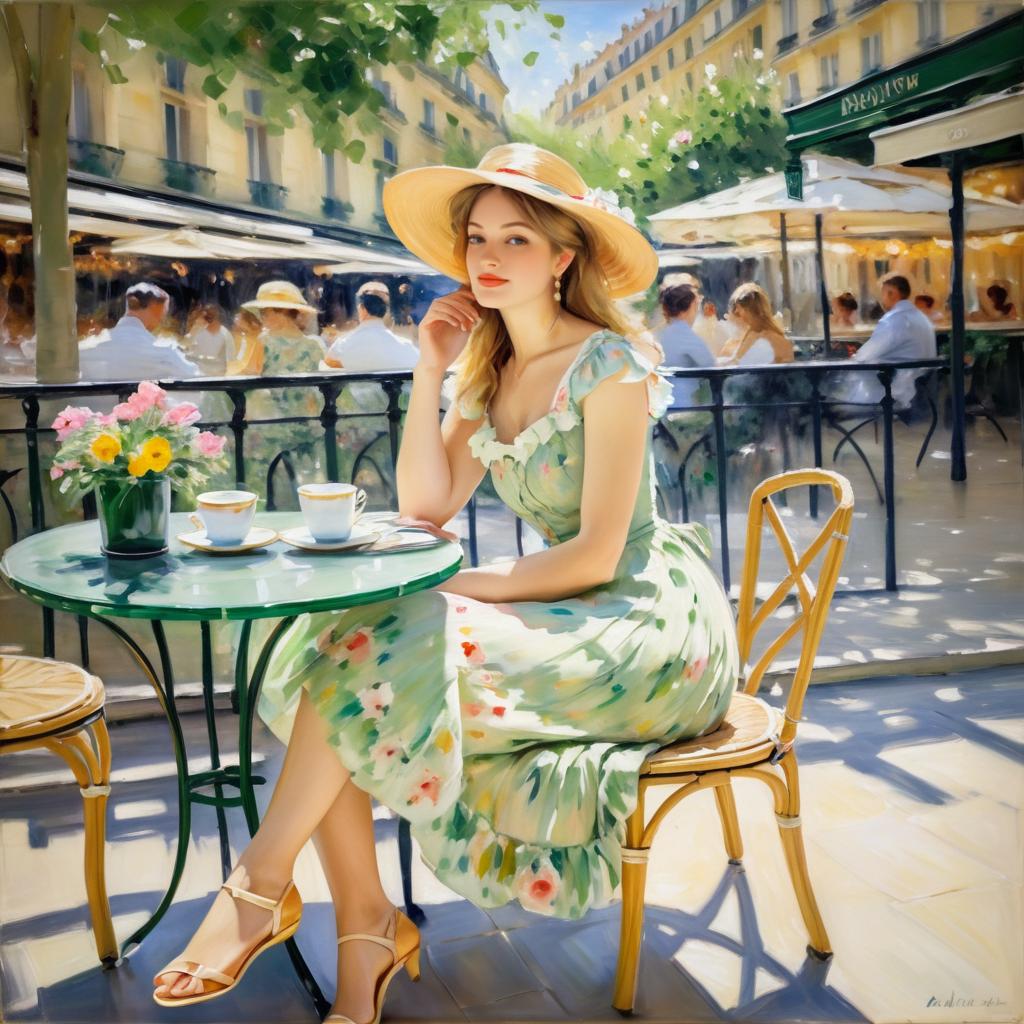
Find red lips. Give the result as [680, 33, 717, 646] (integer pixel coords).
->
[477, 275, 508, 286]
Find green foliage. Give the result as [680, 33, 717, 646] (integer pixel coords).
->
[442, 122, 488, 168]
[90, 1, 544, 158]
[509, 55, 787, 226]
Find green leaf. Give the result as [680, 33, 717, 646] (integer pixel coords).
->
[495, 19, 506, 39]
[522, 50, 539, 67]
[446, 111, 459, 126]
[544, 12, 565, 27]
[344, 138, 366, 163]
[455, 51, 476, 68]
[174, 2, 211, 35]
[202, 73, 226, 100]
[79, 29, 101, 55]
[103, 63, 129, 86]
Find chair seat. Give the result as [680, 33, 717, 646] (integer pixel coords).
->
[642, 691, 782, 775]
[0, 655, 104, 742]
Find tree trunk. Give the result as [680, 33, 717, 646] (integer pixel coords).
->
[4, 4, 77, 383]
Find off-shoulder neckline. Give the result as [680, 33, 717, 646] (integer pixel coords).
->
[483, 328, 612, 448]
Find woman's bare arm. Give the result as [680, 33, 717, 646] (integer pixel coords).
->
[435, 367, 650, 602]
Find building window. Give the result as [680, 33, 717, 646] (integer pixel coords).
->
[572, 91, 581, 108]
[787, 71, 801, 104]
[636, 72, 646, 91]
[605, 60, 614, 80]
[781, 0, 798, 37]
[588, 77, 597, 96]
[244, 88, 264, 116]
[655, 19, 664, 41]
[918, 0, 941, 43]
[651, 64, 661, 81]
[685, 36, 694, 59]
[479, 92, 487, 112]
[819, 53, 839, 91]
[667, 47, 675, 69]
[633, 40, 640, 59]
[382, 137, 398, 166]
[467, 80, 476, 102]
[462, 127, 470, 142]
[686, 70, 694, 92]
[70, 68, 91, 140]
[752, 24, 763, 51]
[685, 0, 697, 16]
[422, 99, 435, 131]
[245, 122, 269, 182]
[644, 30, 653, 50]
[622, 84, 629, 102]
[375, 171, 389, 211]
[714, 9, 723, 35]
[164, 102, 189, 162]
[619, 51, 629, 71]
[322, 151, 336, 198]
[164, 57, 186, 92]
[670, 7, 678, 29]
[820, 0, 834, 14]
[861, 33, 882, 74]
[454, 68, 466, 91]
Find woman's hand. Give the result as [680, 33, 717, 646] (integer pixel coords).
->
[417, 288, 482, 374]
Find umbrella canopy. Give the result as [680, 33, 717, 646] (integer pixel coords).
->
[649, 154, 1024, 243]
[316, 258, 440, 276]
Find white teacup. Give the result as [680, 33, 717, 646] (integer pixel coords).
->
[298, 483, 367, 542]
[191, 490, 258, 546]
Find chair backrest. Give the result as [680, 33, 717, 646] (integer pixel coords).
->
[735, 469, 854, 751]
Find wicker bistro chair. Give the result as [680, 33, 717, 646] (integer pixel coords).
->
[0, 655, 117, 965]
[612, 468, 854, 1013]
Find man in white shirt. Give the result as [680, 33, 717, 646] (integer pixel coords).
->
[833, 273, 936, 410]
[324, 282, 419, 372]
[657, 284, 715, 408]
[79, 283, 199, 381]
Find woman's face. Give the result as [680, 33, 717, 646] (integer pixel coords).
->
[464, 188, 569, 311]
[262, 308, 295, 332]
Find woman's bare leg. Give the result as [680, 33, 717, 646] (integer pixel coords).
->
[313, 783, 398, 1022]
[154, 691, 350, 999]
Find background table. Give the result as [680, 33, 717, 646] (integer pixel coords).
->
[0, 511, 461, 1012]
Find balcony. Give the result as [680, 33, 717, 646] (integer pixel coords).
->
[776, 32, 799, 55]
[67, 138, 124, 179]
[848, 0, 884, 14]
[247, 179, 288, 211]
[810, 11, 837, 36]
[158, 158, 215, 197]
[321, 195, 353, 221]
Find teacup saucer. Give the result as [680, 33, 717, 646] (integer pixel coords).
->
[177, 526, 279, 554]
[279, 523, 381, 553]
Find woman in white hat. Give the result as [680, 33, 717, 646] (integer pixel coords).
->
[154, 145, 739, 1024]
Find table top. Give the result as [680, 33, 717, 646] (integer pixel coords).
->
[0, 512, 463, 622]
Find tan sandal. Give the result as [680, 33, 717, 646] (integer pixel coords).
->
[326, 907, 421, 1024]
[152, 879, 302, 1007]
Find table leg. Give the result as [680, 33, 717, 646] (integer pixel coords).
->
[200, 621, 232, 880]
[90, 618, 192, 958]
[235, 616, 330, 1019]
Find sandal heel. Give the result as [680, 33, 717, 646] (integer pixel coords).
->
[405, 946, 421, 982]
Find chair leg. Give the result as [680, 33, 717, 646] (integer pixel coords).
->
[613, 800, 648, 1014]
[713, 781, 743, 863]
[776, 757, 831, 959]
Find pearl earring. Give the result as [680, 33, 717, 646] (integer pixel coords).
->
[553, 275, 562, 303]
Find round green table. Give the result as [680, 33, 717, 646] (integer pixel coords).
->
[0, 510, 461, 1010]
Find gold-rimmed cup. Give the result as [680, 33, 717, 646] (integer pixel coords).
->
[297, 483, 367, 543]
[193, 489, 258, 546]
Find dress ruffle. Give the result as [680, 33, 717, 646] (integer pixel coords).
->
[469, 330, 673, 466]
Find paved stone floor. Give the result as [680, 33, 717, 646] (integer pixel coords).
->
[2, 666, 1021, 1024]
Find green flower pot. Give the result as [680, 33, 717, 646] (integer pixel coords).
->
[96, 476, 171, 559]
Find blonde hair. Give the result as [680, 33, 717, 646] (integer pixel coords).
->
[728, 282, 784, 337]
[449, 184, 646, 417]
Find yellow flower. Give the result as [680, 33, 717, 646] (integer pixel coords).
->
[141, 436, 172, 473]
[127, 454, 150, 478]
[90, 433, 121, 463]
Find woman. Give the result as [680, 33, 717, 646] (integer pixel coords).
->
[718, 283, 794, 366]
[831, 292, 859, 330]
[152, 144, 739, 1023]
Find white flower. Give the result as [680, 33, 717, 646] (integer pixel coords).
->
[659, 94, 669, 107]
[357, 681, 394, 720]
[369, 737, 404, 774]
[651, 120, 663, 134]
[617, 168, 631, 179]
[704, 63, 717, 80]
[640, 142, 649, 153]
[687, 159, 700, 170]
[580, 186, 637, 227]
[296, 47, 315, 61]
[752, 47, 764, 60]
[709, 83, 721, 97]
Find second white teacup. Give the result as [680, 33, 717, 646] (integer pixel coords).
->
[191, 490, 258, 546]
[298, 483, 367, 542]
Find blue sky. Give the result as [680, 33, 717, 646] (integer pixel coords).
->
[486, 0, 652, 115]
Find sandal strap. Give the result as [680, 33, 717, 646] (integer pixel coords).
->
[336, 931, 396, 953]
[158, 959, 234, 988]
[221, 879, 294, 934]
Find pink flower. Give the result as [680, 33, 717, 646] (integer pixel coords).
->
[357, 681, 393, 720]
[674, 129, 693, 146]
[194, 431, 226, 458]
[97, 413, 117, 427]
[553, 385, 569, 412]
[369, 738, 405, 775]
[162, 402, 201, 427]
[408, 770, 442, 807]
[133, 380, 167, 410]
[516, 862, 560, 912]
[112, 402, 142, 422]
[49, 464, 63, 480]
[461, 640, 486, 666]
[51, 405, 95, 441]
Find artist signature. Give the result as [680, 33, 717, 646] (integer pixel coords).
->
[926, 992, 1007, 1009]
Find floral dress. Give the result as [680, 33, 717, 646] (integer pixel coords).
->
[259, 330, 739, 919]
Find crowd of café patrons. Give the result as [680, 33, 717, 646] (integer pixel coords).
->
[0, 271, 1016, 413]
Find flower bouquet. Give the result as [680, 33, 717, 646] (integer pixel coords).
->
[50, 381, 227, 558]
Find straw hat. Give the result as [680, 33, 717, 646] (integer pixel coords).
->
[242, 280, 317, 314]
[382, 143, 658, 298]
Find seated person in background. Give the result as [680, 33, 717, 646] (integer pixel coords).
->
[864, 301, 885, 323]
[241, 280, 324, 376]
[833, 273, 936, 411]
[969, 283, 1017, 322]
[831, 292, 859, 329]
[186, 304, 234, 375]
[914, 293, 945, 324]
[656, 283, 714, 408]
[79, 282, 199, 381]
[324, 281, 419, 371]
[718, 283, 794, 366]
[227, 308, 263, 375]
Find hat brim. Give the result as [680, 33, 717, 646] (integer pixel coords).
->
[242, 300, 317, 314]
[382, 166, 658, 299]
